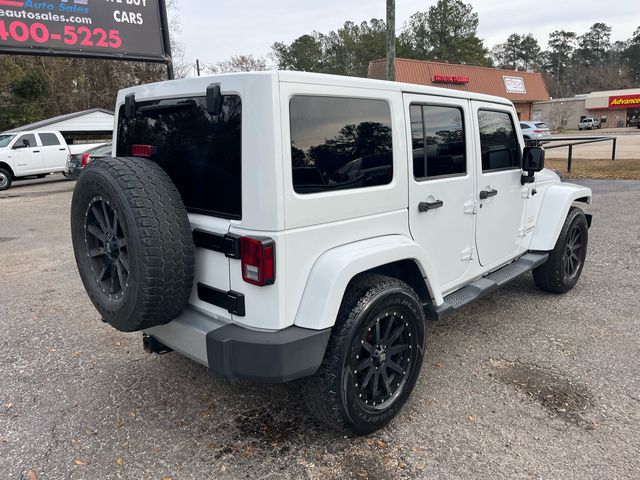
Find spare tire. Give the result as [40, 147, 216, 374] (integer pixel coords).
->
[71, 156, 195, 332]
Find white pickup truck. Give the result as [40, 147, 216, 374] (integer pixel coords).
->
[578, 117, 601, 130]
[0, 130, 70, 191]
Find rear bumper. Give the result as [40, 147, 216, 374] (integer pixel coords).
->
[144, 307, 331, 383]
[206, 323, 331, 382]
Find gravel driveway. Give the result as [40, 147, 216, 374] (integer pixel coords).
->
[1, 177, 638, 479]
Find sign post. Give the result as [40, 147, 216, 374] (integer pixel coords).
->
[0, 0, 172, 75]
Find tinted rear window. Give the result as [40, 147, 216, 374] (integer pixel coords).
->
[290, 96, 393, 194]
[117, 96, 242, 219]
[535, 122, 548, 128]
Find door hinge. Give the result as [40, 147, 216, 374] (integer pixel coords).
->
[521, 187, 531, 199]
[461, 246, 475, 261]
[517, 226, 527, 238]
[464, 200, 477, 214]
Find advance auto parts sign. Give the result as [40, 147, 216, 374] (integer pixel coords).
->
[0, 0, 166, 61]
[608, 94, 640, 109]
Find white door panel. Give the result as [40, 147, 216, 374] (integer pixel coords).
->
[472, 102, 527, 268]
[11, 134, 43, 175]
[38, 133, 68, 171]
[404, 94, 476, 288]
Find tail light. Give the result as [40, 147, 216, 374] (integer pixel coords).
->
[240, 237, 275, 286]
[534, 129, 546, 133]
[81, 153, 90, 166]
[131, 144, 155, 157]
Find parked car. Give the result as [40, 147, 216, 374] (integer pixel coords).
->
[70, 72, 592, 435]
[0, 130, 70, 191]
[520, 121, 551, 144]
[65, 142, 112, 180]
[578, 117, 601, 130]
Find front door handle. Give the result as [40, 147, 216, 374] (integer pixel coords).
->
[32, 150, 41, 153]
[479, 189, 498, 199]
[418, 199, 444, 212]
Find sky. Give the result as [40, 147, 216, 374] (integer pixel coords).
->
[170, 0, 638, 73]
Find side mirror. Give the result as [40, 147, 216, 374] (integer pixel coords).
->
[521, 146, 545, 185]
[206, 83, 223, 116]
[523, 146, 545, 172]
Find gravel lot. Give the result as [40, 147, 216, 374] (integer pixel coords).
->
[1, 175, 639, 479]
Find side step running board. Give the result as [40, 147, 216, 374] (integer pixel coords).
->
[424, 252, 549, 321]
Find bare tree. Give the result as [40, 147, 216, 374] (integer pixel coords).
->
[208, 55, 270, 74]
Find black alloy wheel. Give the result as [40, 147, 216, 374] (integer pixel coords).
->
[350, 309, 420, 409]
[71, 156, 195, 332]
[563, 224, 583, 282]
[84, 196, 129, 302]
[533, 206, 589, 294]
[303, 274, 426, 435]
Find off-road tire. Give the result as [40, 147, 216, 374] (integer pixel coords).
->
[71, 156, 195, 332]
[0, 167, 12, 191]
[533, 207, 588, 293]
[303, 274, 426, 435]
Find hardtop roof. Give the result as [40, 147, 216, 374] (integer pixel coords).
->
[117, 70, 513, 107]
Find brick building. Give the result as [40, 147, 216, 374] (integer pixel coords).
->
[533, 88, 640, 130]
[368, 58, 550, 120]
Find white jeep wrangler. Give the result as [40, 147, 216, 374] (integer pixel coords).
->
[70, 72, 592, 435]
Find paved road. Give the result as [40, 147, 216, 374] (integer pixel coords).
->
[1, 180, 639, 479]
[544, 133, 639, 160]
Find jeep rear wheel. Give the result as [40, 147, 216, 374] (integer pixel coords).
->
[303, 274, 426, 435]
[533, 207, 588, 293]
[71, 156, 195, 332]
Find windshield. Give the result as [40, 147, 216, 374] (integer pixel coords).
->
[0, 134, 15, 148]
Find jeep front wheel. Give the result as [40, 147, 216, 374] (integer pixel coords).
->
[533, 207, 588, 293]
[303, 274, 426, 435]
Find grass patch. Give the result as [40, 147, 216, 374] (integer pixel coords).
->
[545, 158, 640, 180]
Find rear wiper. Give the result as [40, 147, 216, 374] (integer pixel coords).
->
[136, 100, 196, 116]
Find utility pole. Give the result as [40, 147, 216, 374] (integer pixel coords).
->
[386, 0, 396, 81]
[196, 59, 201, 77]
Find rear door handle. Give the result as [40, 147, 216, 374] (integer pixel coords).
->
[418, 200, 444, 212]
[479, 189, 498, 199]
[58, 148, 67, 151]
[32, 150, 40, 153]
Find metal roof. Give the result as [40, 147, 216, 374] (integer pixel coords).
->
[368, 59, 550, 103]
[7, 108, 114, 133]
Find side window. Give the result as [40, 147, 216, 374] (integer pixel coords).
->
[14, 134, 37, 149]
[38, 133, 61, 146]
[290, 95, 393, 194]
[410, 104, 466, 180]
[478, 110, 520, 171]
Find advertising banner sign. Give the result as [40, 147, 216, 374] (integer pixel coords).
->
[0, 0, 167, 62]
[608, 94, 640, 109]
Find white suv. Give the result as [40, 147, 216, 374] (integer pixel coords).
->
[70, 72, 592, 435]
[0, 130, 70, 190]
